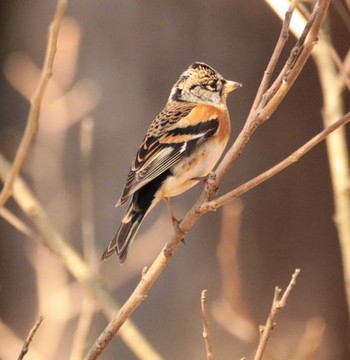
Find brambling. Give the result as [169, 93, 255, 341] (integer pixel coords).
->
[101, 62, 241, 263]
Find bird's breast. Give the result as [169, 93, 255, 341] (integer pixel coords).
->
[160, 137, 228, 198]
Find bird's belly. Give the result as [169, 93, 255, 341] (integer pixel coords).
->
[160, 140, 225, 198]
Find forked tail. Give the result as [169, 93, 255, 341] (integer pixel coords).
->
[101, 200, 146, 263]
[101, 170, 171, 263]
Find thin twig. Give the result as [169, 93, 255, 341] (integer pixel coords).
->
[0, 0, 67, 208]
[201, 290, 214, 360]
[17, 316, 44, 360]
[201, 112, 350, 212]
[251, 0, 298, 112]
[253, 269, 301, 360]
[83, 2, 331, 358]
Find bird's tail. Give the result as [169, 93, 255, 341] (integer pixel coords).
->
[101, 200, 147, 263]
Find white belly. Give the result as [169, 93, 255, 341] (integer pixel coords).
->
[160, 139, 226, 198]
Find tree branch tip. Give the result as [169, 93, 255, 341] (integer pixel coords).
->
[292, 268, 301, 280]
[17, 315, 44, 360]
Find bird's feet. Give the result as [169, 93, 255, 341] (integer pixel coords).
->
[170, 215, 186, 243]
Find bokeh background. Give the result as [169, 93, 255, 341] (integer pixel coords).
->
[0, 1, 349, 359]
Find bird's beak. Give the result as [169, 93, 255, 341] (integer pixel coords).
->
[222, 80, 242, 94]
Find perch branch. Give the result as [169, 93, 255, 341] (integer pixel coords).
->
[201, 290, 214, 360]
[253, 269, 301, 360]
[17, 316, 44, 360]
[0, 0, 67, 208]
[84, 2, 331, 358]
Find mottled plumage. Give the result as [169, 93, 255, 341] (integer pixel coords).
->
[101, 62, 241, 262]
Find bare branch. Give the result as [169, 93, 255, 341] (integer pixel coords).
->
[17, 316, 44, 360]
[201, 290, 214, 360]
[253, 269, 301, 360]
[0, 0, 67, 208]
[251, 0, 298, 112]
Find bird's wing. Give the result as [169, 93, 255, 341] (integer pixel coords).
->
[116, 103, 220, 206]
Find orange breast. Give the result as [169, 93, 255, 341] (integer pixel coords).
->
[166, 104, 231, 145]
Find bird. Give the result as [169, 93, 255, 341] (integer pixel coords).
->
[101, 62, 241, 263]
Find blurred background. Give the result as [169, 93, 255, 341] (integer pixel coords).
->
[0, 0, 349, 359]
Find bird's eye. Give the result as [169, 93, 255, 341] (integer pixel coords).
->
[205, 80, 217, 91]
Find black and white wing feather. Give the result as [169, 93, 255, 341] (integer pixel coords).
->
[116, 103, 219, 206]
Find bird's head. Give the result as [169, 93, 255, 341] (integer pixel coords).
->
[168, 62, 241, 105]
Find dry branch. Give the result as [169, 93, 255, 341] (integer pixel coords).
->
[201, 290, 214, 360]
[84, 2, 333, 358]
[251, 0, 298, 111]
[0, 0, 67, 208]
[253, 269, 301, 360]
[17, 316, 44, 360]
